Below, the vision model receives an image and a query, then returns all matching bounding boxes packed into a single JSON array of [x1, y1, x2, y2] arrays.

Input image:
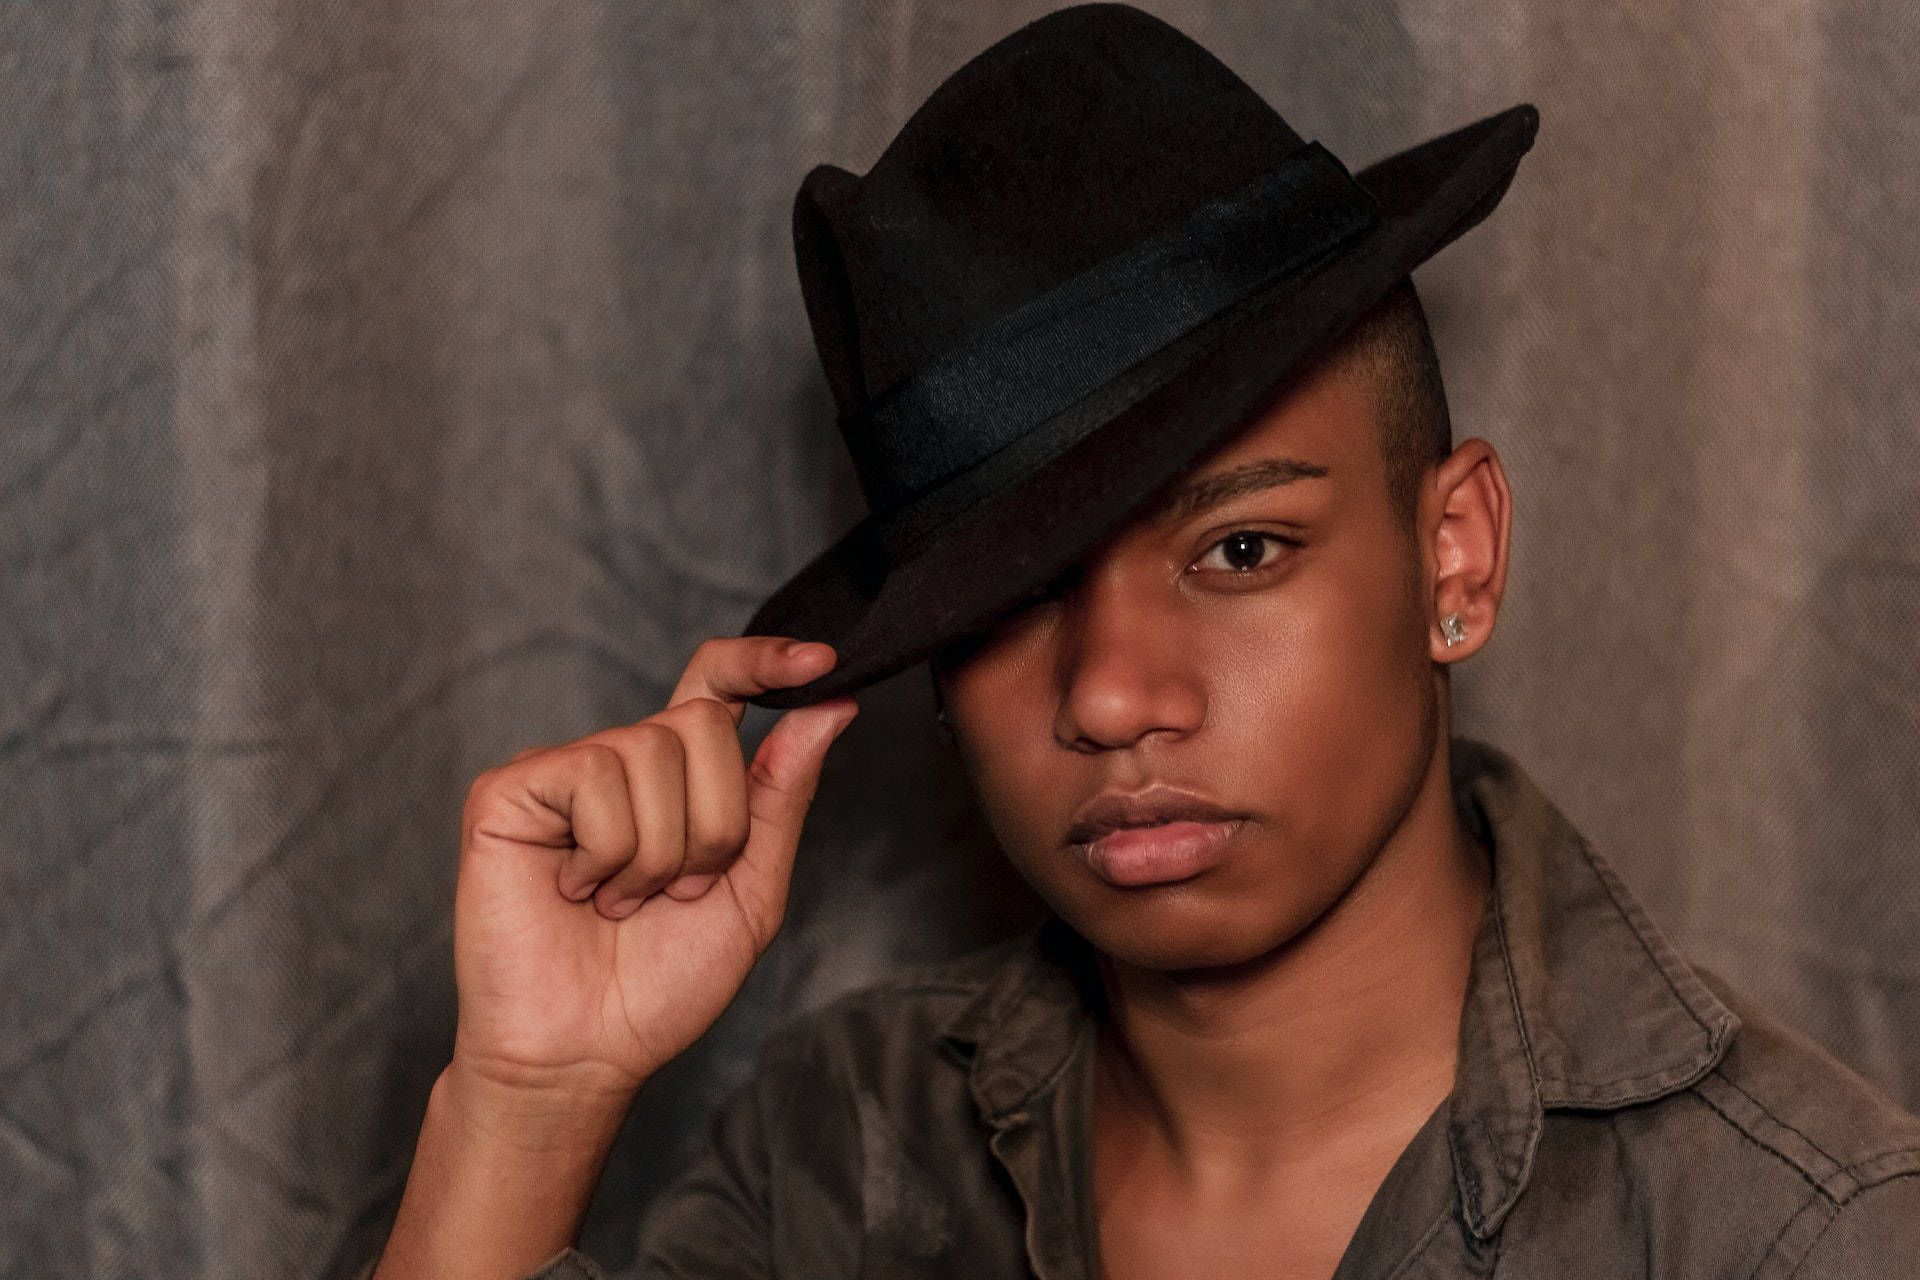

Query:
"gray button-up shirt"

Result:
[[525, 740, 1920, 1278]]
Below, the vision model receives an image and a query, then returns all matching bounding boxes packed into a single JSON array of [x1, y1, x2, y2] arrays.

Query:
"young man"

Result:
[[371, 7, 1920, 1278]]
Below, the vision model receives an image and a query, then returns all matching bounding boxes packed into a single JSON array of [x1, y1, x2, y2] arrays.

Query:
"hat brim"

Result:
[[744, 104, 1538, 709]]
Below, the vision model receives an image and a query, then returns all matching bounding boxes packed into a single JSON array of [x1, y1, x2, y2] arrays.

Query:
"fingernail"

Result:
[[606, 896, 642, 919], [663, 873, 718, 901], [785, 641, 833, 667]]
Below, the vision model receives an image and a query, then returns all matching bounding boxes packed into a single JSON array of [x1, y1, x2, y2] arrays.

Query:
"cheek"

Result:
[[1226, 542, 1432, 813], [956, 734, 1051, 860], [946, 656, 1068, 856]]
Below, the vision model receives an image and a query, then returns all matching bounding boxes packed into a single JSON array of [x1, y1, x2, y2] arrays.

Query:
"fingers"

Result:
[[486, 722, 696, 919], [476, 638, 853, 923], [669, 636, 837, 724], [653, 696, 748, 901], [466, 742, 637, 896], [580, 722, 688, 919], [726, 696, 860, 947], [494, 693, 779, 915]]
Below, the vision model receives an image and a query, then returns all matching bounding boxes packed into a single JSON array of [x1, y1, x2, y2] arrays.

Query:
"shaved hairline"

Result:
[[1328, 278, 1454, 528]]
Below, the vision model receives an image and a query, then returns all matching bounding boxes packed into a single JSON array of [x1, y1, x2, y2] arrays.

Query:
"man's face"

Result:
[[937, 354, 1443, 972]]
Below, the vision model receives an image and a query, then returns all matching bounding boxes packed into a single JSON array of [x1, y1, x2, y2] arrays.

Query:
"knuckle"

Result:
[[557, 742, 629, 799], [654, 696, 725, 740], [462, 766, 511, 816], [459, 768, 524, 849], [681, 695, 734, 733], [628, 719, 686, 764], [571, 740, 627, 780], [464, 765, 500, 802]]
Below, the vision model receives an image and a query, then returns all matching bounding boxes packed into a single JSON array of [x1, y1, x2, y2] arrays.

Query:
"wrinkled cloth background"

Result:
[[5, 2, 1919, 1277]]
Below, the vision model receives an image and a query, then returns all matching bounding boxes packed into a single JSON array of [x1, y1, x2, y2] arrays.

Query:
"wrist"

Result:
[[439, 1053, 641, 1156], [373, 1064, 638, 1280]]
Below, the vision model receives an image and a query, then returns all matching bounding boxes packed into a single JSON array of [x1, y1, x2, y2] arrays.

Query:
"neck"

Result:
[[1093, 732, 1490, 1186]]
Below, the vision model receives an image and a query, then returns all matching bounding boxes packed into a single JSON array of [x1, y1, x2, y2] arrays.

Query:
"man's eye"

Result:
[[1193, 531, 1291, 573]]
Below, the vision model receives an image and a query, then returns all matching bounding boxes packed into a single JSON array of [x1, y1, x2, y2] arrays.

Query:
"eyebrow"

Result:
[[1156, 457, 1331, 523]]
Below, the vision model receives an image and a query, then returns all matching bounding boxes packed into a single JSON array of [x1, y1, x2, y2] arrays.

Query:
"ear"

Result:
[[1422, 437, 1512, 664]]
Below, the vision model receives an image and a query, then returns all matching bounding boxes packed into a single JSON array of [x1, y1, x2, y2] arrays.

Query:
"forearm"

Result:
[[371, 1063, 637, 1280]]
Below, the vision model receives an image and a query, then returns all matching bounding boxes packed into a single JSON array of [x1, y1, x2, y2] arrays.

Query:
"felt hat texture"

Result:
[[744, 3, 1537, 708]]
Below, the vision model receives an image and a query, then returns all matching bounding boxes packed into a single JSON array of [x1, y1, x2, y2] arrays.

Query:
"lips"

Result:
[[1065, 786, 1248, 888]]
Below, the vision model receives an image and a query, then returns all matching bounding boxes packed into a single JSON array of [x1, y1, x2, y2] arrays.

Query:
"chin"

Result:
[[1062, 885, 1321, 975]]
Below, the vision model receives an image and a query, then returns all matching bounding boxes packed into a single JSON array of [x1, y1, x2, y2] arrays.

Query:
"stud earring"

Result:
[[1440, 613, 1467, 647]]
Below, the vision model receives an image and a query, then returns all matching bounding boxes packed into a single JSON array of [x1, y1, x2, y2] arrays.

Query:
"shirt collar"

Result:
[[939, 914, 1099, 1128], [1444, 737, 1738, 1235], [938, 736, 1740, 1238]]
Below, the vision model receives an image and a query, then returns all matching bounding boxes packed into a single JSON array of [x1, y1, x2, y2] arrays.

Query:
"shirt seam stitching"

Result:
[[1692, 1073, 1920, 1207], [1706, 1068, 1915, 1195], [1706, 1072, 1812, 1152], [1535, 1060, 1712, 1102], [1691, 1074, 1830, 1197], [1751, 1187, 1839, 1280], [1846, 1148, 1920, 1187]]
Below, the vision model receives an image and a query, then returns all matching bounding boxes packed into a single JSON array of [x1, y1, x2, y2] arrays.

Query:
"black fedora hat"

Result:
[[744, 3, 1537, 709]]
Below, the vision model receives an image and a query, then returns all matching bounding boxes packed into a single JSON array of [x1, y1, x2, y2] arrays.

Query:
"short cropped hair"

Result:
[[1326, 278, 1453, 527]]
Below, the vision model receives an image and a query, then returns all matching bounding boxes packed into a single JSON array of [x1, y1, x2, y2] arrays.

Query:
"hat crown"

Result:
[[757, 2, 1537, 708], [803, 5, 1306, 409]]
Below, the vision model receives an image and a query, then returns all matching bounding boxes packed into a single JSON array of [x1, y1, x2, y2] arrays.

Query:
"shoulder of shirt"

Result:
[[1683, 963, 1920, 1215]]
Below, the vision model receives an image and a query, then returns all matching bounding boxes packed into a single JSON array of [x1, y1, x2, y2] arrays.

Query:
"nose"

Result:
[[1051, 564, 1206, 752]]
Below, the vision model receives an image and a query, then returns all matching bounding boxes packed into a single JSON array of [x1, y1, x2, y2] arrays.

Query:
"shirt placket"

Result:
[[980, 1017, 1100, 1280]]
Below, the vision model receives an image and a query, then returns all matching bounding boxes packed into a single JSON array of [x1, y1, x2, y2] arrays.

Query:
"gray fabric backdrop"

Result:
[[6, 2, 1918, 1277]]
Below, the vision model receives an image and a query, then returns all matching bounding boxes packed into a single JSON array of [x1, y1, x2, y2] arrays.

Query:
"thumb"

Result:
[[726, 696, 859, 941]]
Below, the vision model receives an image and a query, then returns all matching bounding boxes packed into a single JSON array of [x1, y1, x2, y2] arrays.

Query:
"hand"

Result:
[[448, 637, 857, 1099]]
